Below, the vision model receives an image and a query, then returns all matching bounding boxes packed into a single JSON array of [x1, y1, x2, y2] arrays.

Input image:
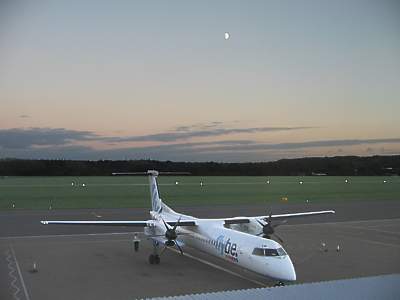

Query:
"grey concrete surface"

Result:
[[0, 201, 399, 299]]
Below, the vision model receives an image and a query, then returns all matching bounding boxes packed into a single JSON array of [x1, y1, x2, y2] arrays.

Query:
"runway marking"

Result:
[[334, 224, 400, 236], [335, 234, 400, 249], [281, 218, 400, 228], [168, 248, 267, 287], [5, 245, 31, 300], [5, 249, 21, 300]]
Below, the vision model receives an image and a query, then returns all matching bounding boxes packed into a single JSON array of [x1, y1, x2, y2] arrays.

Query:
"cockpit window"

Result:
[[252, 247, 287, 257]]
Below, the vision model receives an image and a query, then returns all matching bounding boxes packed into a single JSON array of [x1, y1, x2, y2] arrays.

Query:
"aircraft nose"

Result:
[[284, 258, 296, 281], [266, 255, 296, 282]]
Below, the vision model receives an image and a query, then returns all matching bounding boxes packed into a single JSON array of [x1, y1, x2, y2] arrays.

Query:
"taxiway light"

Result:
[[32, 262, 38, 273]]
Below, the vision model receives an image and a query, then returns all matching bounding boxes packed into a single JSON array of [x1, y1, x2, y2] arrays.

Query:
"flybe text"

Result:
[[215, 235, 238, 263]]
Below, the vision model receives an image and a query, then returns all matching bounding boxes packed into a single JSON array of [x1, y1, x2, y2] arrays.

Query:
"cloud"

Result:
[[1, 137, 399, 162], [0, 124, 314, 150], [188, 138, 400, 153], [102, 126, 314, 143], [1, 125, 399, 161], [0, 127, 97, 149]]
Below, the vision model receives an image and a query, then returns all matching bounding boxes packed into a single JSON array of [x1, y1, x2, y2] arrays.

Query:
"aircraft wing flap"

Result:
[[166, 221, 196, 226], [224, 218, 250, 225]]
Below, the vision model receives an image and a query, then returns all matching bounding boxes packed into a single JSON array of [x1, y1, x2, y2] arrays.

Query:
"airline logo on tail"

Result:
[[151, 181, 162, 213]]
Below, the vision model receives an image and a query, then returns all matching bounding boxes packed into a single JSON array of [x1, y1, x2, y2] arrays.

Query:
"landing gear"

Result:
[[274, 281, 285, 287], [148, 254, 160, 264], [149, 240, 161, 264]]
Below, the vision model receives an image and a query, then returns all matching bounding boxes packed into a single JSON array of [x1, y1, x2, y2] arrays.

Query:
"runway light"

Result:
[[383, 180, 387, 183], [200, 182, 203, 186], [12, 203, 15, 209], [266, 180, 270, 184], [299, 181, 303, 185], [224, 32, 230, 40], [82, 183, 86, 187], [71, 182, 74, 186], [336, 245, 340, 252], [345, 179, 348, 183], [175, 181, 179, 185], [306, 199, 309, 203]]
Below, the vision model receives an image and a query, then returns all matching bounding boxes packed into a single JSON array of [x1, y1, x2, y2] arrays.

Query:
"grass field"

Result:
[[0, 176, 399, 210]]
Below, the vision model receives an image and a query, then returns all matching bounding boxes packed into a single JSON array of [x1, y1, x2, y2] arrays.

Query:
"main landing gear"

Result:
[[149, 240, 161, 264], [148, 254, 160, 265]]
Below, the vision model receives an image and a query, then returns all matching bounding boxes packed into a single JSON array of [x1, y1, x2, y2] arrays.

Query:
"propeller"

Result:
[[160, 216, 184, 255], [256, 212, 287, 243]]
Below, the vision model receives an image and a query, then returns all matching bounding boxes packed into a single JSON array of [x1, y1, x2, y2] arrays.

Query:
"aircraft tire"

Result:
[[149, 254, 155, 264]]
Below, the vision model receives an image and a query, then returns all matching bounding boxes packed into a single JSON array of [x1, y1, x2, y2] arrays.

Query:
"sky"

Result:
[[0, 0, 399, 162]]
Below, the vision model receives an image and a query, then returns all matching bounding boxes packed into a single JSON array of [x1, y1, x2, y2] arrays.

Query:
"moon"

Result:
[[224, 32, 230, 40]]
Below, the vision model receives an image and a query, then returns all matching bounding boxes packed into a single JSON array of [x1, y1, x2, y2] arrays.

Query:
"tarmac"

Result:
[[1, 200, 399, 300]]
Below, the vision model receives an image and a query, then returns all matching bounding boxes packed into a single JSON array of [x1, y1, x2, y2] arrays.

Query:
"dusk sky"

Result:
[[1, 1, 399, 162]]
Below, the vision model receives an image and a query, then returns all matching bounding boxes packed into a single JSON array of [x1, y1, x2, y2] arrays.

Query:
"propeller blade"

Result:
[[160, 246, 168, 256], [272, 219, 287, 228], [176, 243, 184, 255], [161, 217, 170, 230], [173, 216, 182, 231], [273, 233, 284, 244]]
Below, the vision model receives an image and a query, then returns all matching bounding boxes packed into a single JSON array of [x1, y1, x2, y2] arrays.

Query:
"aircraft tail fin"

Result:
[[147, 170, 163, 213]]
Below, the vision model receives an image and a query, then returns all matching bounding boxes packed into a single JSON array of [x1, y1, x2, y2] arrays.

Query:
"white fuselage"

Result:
[[149, 208, 296, 282]]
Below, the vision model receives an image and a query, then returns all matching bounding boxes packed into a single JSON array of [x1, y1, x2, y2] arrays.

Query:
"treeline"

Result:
[[0, 155, 399, 176]]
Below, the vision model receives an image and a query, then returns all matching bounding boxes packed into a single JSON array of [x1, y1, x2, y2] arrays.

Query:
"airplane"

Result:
[[41, 170, 335, 285]]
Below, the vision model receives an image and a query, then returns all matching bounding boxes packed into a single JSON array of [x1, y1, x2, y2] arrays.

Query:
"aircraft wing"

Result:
[[261, 210, 335, 220], [40, 220, 196, 226], [208, 210, 335, 225], [40, 220, 151, 226]]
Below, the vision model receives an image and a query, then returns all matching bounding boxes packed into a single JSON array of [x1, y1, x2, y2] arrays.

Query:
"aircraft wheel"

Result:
[[274, 281, 285, 287], [154, 255, 160, 264], [148, 254, 156, 264]]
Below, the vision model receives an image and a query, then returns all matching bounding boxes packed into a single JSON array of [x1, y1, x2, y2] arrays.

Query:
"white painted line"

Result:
[[335, 234, 400, 249], [281, 218, 400, 228], [334, 224, 400, 236], [168, 248, 267, 287], [10, 245, 31, 300]]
